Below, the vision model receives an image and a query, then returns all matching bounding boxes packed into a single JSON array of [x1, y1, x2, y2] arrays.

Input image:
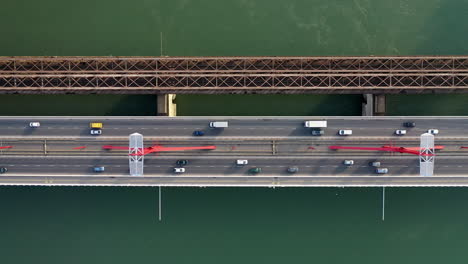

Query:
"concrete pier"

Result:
[[373, 94, 386, 116], [157, 94, 177, 116], [362, 94, 373, 116]]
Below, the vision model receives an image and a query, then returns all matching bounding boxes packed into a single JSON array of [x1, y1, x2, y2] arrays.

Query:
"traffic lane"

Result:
[[0, 118, 467, 138], [2, 156, 467, 176], [0, 126, 461, 138]]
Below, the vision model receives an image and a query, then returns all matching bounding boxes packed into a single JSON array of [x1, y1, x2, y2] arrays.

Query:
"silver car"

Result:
[[376, 168, 389, 174]]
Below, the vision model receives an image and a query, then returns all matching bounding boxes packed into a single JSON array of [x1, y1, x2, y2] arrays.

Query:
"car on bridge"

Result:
[[376, 168, 388, 174], [193, 130, 205, 136], [0, 167, 7, 173], [311, 129, 324, 136], [428, 129, 439, 135], [176, 160, 188, 166], [29, 122, 40, 128], [90, 129, 102, 135], [395, 129, 407, 135], [287, 167, 299, 173], [174, 168, 185, 173], [339, 129, 352, 136], [93, 166, 105, 173], [343, 160, 354, 166], [403, 121, 416, 127], [249, 167, 262, 174], [236, 160, 248, 165]]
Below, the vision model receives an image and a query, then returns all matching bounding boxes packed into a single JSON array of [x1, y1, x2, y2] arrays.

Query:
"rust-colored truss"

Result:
[[0, 56, 468, 94]]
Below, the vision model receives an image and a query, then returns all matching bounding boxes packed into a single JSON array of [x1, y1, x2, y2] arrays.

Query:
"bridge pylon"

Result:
[[129, 133, 144, 176]]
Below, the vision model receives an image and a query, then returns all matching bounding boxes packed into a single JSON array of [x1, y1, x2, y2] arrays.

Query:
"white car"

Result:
[[339, 129, 352, 136], [428, 129, 439, 135], [395, 129, 407, 135], [343, 160, 354, 166], [376, 168, 389, 174], [29, 122, 40, 128], [90, 129, 102, 135], [174, 168, 185, 173], [236, 160, 248, 165]]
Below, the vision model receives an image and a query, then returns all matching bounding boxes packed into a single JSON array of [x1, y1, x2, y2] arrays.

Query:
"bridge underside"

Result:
[[1, 56, 468, 94]]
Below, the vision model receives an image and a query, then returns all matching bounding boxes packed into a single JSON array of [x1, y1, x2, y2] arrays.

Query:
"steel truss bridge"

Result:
[[1, 56, 468, 94]]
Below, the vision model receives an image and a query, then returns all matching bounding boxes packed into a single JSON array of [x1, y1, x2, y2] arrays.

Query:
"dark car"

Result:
[[176, 160, 188, 166], [311, 129, 324, 136], [249, 167, 262, 174], [403, 122, 416, 127], [287, 167, 299, 173], [0, 167, 7, 173], [193, 130, 205, 136]]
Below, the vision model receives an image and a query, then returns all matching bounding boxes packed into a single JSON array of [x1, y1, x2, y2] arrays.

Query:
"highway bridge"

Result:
[[1, 56, 468, 94], [0, 116, 468, 187]]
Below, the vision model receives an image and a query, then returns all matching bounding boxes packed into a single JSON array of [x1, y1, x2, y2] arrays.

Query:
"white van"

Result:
[[236, 160, 248, 165], [210, 121, 229, 128], [339, 129, 352, 136], [304, 121, 327, 128]]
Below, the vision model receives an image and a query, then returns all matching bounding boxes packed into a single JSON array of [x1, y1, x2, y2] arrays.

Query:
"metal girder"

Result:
[[1, 56, 468, 94]]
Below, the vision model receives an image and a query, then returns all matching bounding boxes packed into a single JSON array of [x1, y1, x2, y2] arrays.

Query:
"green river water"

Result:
[[1, 0, 468, 263]]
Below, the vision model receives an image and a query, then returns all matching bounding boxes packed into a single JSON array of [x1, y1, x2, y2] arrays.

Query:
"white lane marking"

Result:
[[305, 166, 311, 167], [195, 166, 201, 168]]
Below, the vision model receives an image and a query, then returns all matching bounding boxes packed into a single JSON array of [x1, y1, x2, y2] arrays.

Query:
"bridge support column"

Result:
[[373, 94, 386, 116], [361, 94, 373, 116], [157, 94, 177, 116]]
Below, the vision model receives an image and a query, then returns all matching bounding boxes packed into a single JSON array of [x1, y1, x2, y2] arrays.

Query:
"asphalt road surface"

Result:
[[0, 116, 467, 186], [0, 116, 467, 139]]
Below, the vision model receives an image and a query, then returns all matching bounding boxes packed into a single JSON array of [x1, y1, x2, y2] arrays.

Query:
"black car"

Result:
[[311, 129, 324, 136], [403, 122, 416, 127], [176, 160, 188, 166], [0, 167, 7, 173]]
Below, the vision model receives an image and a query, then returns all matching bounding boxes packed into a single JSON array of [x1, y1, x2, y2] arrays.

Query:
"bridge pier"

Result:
[[362, 94, 373, 116], [373, 94, 386, 116], [157, 94, 177, 116]]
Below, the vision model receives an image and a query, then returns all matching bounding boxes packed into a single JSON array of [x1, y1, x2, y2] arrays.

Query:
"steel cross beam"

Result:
[[1, 56, 468, 94]]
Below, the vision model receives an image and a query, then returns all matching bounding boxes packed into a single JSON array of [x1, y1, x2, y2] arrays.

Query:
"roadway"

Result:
[[0, 116, 467, 187]]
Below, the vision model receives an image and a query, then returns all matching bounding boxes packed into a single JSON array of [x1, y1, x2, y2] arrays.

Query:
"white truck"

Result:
[[210, 121, 229, 128], [304, 120, 327, 128]]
